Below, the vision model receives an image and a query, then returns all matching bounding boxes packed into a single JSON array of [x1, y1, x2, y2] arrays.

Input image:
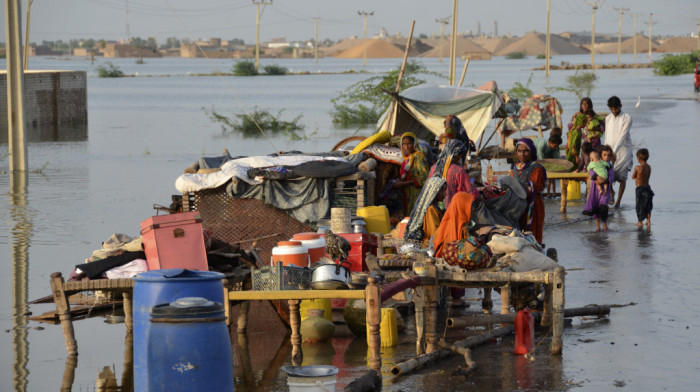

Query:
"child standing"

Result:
[[582, 145, 615, 231], [632, 148, 654, 227]]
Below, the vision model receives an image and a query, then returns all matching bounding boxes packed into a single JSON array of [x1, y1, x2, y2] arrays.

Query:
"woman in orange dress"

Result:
[[432, 192, 474, 258], [512, 138, 546, 244]]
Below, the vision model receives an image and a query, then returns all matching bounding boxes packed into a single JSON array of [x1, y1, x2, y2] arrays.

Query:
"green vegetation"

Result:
[[95, 62, 124, 78], [550, 70, 598, 101], [505, 52, 527, 60], [652, 51, 699, 76], [330, 60, 444, 126], [263, 64, 288, 75], [536, 54, 548, 59], [203, 106, 305, 139], [508, 73, 534, 101], [232, 60, 258, 76]]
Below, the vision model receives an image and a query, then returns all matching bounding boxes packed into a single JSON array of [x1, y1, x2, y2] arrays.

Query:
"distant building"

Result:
[[103, 43, 162, 58]]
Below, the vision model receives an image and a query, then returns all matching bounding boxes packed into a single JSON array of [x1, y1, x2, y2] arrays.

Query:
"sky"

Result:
[[2, 0, 698, 45]]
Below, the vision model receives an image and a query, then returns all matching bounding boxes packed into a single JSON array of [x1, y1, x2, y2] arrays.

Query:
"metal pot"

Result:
[[311, 261, 351, 290]]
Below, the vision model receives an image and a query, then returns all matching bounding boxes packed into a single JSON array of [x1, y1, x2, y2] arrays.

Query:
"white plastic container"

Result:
[[287, 375, 337, 392], [271, 241, 309, 267], [291, 232, 326, 263]]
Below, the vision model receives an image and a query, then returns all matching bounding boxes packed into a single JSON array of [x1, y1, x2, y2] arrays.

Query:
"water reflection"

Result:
[[11, 172, 30, 392], [0, 123, 87, 143], [60, 355, 77, 392]]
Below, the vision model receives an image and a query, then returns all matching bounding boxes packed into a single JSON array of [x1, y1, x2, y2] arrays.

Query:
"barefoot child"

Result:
[[632, 148, 654, 227], [587, 151, 610, 197]]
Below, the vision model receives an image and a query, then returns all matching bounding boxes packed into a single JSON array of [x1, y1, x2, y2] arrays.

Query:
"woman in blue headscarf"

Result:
[[512, 138, 547, 243]]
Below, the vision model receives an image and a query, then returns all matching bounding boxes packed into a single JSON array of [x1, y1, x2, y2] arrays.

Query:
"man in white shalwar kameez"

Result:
[[604, 96, 633, 209]]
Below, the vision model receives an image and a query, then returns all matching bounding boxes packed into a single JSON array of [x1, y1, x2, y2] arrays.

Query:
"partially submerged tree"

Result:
[[652, 51, 699, 76], [330, 61, 443, 126], [203, 106, 305, 139], [550, 69, 598, 101]]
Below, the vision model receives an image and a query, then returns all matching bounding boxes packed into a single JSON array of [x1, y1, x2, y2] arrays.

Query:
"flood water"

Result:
[[1, 54, 699, 391]]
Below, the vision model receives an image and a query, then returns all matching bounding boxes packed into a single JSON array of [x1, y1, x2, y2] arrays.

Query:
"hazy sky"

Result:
[[4, 0, 698, 44]]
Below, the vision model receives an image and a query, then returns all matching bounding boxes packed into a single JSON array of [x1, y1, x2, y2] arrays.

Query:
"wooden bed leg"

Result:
[[365, 277, 382, 370], [482, 288, 493, 314], [551, 266, 566, 355], [414, 286, 426, 355], [375, 233, 384, 257], [237, 301, 250, 335], [541, 281, 553, 327], [424, 258, 439, 354], [288, 299, 303, 366], [122, 291, 133, 332], [500, 284, 511, 317], [560, 179, 568, 213], [50, 272, 77, 355]]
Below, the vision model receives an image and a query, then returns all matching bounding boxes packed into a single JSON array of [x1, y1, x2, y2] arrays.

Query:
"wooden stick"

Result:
[[414, 286, 426, 355], [500, 284, 511, 318], [437, 269, 554, 285], [560, 179, 568, 213], [122, 291, 133, 331], [387, 20, 415, 134], [365, 277, 382, 370], [478, 118, 506, 154], [391, 325, 514, 377], [551, 266, 565, 354], [424, 257, 439, 353], [60, 355, 78, 392], [288, 299, 303, 366], [438, 340, 477, 376], [458, 59, 470, 87], [237, 300, 250, 335], [50, 272, 78, 355], [541, 282, 553, 327], [447, 305, 610, 328]]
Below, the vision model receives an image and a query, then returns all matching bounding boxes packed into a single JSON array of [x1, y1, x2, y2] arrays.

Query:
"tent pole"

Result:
[[458, 59, 470, 87], [477, 118, 505, 154], [387, 20, 415, 135]]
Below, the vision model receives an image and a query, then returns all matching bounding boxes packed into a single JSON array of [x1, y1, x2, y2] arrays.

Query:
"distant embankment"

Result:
[[0, 70, 87, 138], [533, 63, 652, 71]]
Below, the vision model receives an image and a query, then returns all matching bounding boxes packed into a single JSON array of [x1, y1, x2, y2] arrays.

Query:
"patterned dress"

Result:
[[400, 151, 429, 216], [515, 162, 546, 243]]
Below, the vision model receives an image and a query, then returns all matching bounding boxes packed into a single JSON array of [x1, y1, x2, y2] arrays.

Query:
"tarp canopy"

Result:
[[378, 82, 505, 142]]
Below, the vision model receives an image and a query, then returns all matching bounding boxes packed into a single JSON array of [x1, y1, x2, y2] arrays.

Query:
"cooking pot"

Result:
[[311, 261, 351, 290]]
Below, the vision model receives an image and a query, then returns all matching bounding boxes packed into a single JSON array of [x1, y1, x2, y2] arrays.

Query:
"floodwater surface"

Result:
[[1, 54, 699, 391]]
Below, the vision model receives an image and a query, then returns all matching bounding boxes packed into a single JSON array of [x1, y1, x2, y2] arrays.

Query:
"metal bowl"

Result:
[[310, 280, 348, 290], [282, 365, 339, 378]]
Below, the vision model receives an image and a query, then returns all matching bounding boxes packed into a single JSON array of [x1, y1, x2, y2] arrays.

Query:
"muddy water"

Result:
[[1, 54, 699, 391]]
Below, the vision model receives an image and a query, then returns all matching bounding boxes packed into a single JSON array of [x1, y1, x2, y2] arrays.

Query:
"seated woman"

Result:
[[393, 132, 429, 216], [512, 138, 547, 244], [430, 139, 479, 208], [432, 192, 475, 258], [422, 184, 447, 248]]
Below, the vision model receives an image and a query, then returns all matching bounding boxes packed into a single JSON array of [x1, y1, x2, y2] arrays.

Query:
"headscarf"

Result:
[[433, 192, 474, 258], [514, 138, 538, 169], [446, 115, 474, 151], [400, 132, 419, 179], [432, 139, 467, 179]]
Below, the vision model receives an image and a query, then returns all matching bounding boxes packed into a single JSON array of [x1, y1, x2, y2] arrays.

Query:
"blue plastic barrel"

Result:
[[147, 297, 234, 392], [133, 269, 225, 392]]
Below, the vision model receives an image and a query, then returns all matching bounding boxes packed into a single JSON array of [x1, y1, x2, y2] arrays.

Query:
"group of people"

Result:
[[567, 96, 654, 230], [395, 94, 654, 265]]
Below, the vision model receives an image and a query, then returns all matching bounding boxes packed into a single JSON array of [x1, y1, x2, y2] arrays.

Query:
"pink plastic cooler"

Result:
[[140, 211, 209, 271]]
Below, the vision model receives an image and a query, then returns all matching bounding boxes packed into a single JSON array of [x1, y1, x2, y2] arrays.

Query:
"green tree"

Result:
[[203, 106, 304, 139], [508, 73, 534, 101], [95, 62, 124, 78], [232, 59, 258, 76], [652, 51, 699, 76], [330, 60, 444, 126], [550, 70, 598, 101]]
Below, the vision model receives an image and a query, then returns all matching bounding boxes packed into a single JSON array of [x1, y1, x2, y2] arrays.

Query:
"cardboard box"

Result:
[[140, 211, 208, 271]]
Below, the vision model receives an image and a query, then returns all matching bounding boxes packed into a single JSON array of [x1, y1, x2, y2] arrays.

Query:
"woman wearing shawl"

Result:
[[444, 114, 476, 153], [512, 138, 547, 244], [393, 132, 429, 216], [432, 192, 474, 258], [430, 139, 479, 208]]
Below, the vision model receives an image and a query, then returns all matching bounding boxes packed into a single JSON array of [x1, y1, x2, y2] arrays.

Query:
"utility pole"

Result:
[[436, 16, 450, 63], [357, 10, 374, 66], [253, 0, 273, 72], [23, 0, 32, 70], [545, 0, 551, 77], [585, 1, 605, 69], [449, 0, 459, 85], [5, 0, 27, 173], [613, 6, 630, 66], [313, 17, 319, 63], [632, 12, 642, 62], [648, 13, 655, 61], [125, 0, 130, 39], [695, 18, 700, 52]]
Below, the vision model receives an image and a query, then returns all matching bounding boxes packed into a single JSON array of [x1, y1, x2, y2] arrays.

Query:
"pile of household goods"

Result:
[[67, 212, 256, 283]]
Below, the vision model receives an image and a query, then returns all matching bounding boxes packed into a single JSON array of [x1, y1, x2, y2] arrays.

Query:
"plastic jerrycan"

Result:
[[514, 307, 535, 355]]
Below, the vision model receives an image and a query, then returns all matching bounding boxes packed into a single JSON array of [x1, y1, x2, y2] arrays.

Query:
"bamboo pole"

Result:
[[458, 59, 470, 87], [447, 305, 610, 328], [477, 118, 505, 154], [391, 325, 514, 377], [386, 20, 415, 134], [437, 269, 554, 285]]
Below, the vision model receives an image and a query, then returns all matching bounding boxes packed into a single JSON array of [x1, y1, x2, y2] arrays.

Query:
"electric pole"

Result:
[[585, 1, 605, 69], [613, 6, 630, 66], [449, 0, 459, 85], [125, 0, 130, 40], [313, 17, 319, 63], [632, 12, 642, 62], [358, 10, 373, 66], [436, 16, 450, 63], [5, 0, 27, 172], [695, 18, 700, 52], [545, 0, 551, 77], [253, 0, 273, 72], [648, 13, 655, 61]]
